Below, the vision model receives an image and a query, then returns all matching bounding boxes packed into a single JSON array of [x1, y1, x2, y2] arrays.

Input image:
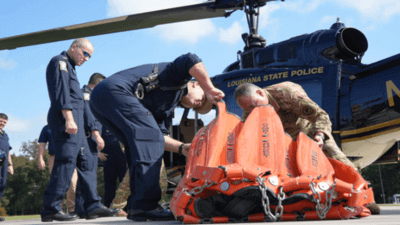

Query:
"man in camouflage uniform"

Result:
[[234, 81, 355, 168]]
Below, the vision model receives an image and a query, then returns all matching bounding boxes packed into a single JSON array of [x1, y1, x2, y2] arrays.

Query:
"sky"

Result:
[[1, 0, 400, 155]]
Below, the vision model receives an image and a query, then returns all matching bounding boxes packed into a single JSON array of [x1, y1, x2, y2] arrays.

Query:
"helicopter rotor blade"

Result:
[[0, 2, 230, 50]]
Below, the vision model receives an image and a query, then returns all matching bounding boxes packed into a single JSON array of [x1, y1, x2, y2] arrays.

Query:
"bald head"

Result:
[[69, 38, 93, 51], [234, 83, 262, 101], [67, 38, 94, 66], [234, 83, 269, 113]]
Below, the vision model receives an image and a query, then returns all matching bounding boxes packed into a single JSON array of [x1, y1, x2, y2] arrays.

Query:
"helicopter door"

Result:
[[295, 80, 323, 107]]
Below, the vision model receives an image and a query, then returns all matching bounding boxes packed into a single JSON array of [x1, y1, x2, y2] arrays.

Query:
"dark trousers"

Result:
[[103, 145, 127, 207], [91, 83, 163, 211], [41, 107, 102, 216], [0, 162, 8, 200], [75, 137, 100, 215]]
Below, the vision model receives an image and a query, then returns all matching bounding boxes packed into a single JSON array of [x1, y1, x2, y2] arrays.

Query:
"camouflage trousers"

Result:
[[110, 159, 168, 211]]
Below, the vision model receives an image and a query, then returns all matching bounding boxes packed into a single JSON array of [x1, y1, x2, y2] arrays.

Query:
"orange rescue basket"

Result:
[[170, 102, 374, 223]]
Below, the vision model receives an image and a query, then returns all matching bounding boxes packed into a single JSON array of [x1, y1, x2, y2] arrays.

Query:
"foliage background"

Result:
[[0, 139, 106, 215]]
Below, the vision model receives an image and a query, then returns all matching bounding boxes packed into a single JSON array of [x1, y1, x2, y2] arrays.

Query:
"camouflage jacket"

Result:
[[242, 81, 332, 140]]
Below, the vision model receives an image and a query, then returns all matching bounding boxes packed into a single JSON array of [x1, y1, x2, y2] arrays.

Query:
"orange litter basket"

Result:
[[170, 102, 374, 223]]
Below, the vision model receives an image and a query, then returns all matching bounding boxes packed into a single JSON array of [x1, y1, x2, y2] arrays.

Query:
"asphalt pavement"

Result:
[[4, 205, 400, 225]]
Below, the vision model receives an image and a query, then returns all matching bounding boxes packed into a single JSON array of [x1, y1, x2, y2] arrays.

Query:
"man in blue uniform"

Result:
[[73, 73, 108, 218], [101, 125, 127, 209], [81, 73, 107, 161], [41, 38, 119, 222], [90, 53, 224, 221], [38, 124, 78, 213], [0, 113, 13, 222]]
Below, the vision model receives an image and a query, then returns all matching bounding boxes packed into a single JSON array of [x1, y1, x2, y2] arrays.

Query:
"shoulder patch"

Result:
[[83, 93, 90, 101], [302, 106, 314, 116], [59, 61, 68, 72]]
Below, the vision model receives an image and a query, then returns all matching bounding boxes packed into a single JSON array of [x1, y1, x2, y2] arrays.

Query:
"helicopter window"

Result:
[[257, 48, 275, 66], [278, 43, 297, 61], [241, 51, 257, 69], [223, 61, 240, 73]]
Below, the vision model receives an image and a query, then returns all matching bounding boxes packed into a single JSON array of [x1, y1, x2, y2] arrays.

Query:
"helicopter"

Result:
[[0, 0, 399, 170]]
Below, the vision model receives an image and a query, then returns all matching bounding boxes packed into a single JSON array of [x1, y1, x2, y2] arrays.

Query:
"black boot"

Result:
[[69, 211, 86, 219], [127, 205, 175, 221], [41, 211, 77, 222], [86, 205, 120, 220]]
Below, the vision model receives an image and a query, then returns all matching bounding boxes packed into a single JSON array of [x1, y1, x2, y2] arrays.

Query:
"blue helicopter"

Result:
[[209, 1, 400, 170], [0, 0, 398, 170]]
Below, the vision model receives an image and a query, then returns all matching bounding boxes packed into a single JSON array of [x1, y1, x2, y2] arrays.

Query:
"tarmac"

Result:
[[4, 205, 400, 225]]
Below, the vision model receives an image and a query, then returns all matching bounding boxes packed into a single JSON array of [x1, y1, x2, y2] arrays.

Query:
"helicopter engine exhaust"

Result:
[[336, 27, 368, 58]]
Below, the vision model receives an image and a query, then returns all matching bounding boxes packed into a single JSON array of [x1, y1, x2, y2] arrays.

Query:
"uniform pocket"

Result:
[[76, 149, 91, 171], [134, 128, 161, 141]]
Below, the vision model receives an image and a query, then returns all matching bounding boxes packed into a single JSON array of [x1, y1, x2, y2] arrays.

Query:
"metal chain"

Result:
[[309, 181, 322, 217], [275, 186, 285, 219], [324, 182, 336, 216], [187, 180, 216, 196], [309, 181, 336, 219], [256, 175, 286, 222]]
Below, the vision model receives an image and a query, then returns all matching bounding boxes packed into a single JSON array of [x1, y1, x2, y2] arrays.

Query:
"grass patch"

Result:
[[4, 215, 41, 220]]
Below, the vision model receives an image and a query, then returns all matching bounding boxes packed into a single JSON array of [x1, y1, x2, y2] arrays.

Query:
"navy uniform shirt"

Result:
[[46, 51, 85, 142], [0, 129, 11, 159], [38, 125, 55, 155], [82, 85, 102, 140], [46, 51, 81, 113], [101, 126, 120, 153], [104, 53, 201, 135]]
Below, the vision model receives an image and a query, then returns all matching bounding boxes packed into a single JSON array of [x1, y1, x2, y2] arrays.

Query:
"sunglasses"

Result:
[[82, 50, 91, 59], [78, 46, 91, 59]]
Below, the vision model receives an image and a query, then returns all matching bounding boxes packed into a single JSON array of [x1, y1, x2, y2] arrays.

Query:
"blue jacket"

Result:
[[46, 51, 85, 143], [0, 130, 11, 159], [103, 53, 202, 134], [38, 125, 55, 155], [101, 125, 120, 151], [82, 85, 102, 139]]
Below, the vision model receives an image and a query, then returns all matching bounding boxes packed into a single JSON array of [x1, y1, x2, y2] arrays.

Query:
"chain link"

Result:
[[256, 175, 285, 222], [324, 182, 336, 216], [187, 180, 216, 196], [275, 186, 285, 219], [256, 176, 275, 221], [309, 181, 336, 219]]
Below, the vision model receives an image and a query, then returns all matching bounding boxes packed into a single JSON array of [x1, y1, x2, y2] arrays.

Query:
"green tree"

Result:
[[361, 161, 400, 203], [20, 139, 43, 160], [0, 140, 107, 215], [1, 139, 50, 215]]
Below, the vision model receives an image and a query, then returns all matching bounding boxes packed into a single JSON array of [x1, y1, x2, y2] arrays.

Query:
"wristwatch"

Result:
[[178, 143, 185, 156]]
